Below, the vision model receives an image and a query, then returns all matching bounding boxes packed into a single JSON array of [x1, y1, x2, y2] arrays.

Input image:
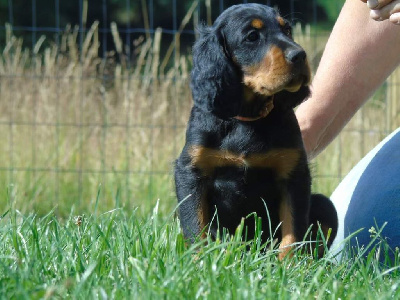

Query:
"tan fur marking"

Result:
[[277, 16, 286, 27], [278, 195, 296, 260], [189, 146, 245, 175], [243, 45, 311, 96], [243, 46, 291, 96], [189, 146, 300, 178], [251, 18, 264, 29], [247, 149, 300, 179], [197, 193, 209, 239]]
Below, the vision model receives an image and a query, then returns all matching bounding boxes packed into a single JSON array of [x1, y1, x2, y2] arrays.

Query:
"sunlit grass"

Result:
[[1, 192, 400, 299]]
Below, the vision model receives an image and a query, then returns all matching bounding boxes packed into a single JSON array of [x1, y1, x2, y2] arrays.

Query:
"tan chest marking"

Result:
[[189, 146, 300, 179]]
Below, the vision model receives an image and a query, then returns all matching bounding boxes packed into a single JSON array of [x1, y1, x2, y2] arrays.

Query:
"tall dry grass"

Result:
[[0, 21, 399, 216], [0, 22, 192, 215]]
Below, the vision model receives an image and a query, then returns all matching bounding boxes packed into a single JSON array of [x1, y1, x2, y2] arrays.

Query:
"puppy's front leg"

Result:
[[278, 168, 311, 260], [278, 191, 297, 260], [175, 159, 211, 242]]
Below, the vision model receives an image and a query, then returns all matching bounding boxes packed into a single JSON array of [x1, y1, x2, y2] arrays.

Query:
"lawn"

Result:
[[1, 191, 400, 299]]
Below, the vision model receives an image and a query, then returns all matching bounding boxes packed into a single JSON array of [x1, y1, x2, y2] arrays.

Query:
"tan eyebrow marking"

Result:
[[251, 18, 264, 29], [277, 16, 286, 27]]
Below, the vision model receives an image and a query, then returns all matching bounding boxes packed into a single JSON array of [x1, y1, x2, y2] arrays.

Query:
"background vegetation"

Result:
[[0, 0, 344, 53], [0, 0, 345, 30], [1, 19, 399, 216]]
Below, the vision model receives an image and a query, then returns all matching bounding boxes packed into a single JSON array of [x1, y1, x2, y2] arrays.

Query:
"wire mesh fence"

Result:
[[0, 0, 399, 215]]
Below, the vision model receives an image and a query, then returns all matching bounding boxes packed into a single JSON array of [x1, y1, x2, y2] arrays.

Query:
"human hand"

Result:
[[360, 0, 400, 24]]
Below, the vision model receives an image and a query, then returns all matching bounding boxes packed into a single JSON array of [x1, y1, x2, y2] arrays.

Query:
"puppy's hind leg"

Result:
[[309, 194, 338, 257]]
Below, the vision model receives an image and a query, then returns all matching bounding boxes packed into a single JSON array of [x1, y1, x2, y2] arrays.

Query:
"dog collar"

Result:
[[234, 115, 264, 122], [234, 98, 274, 122]]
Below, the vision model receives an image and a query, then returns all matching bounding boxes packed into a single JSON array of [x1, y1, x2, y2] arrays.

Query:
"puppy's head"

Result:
[[191, 4, 311, 119]]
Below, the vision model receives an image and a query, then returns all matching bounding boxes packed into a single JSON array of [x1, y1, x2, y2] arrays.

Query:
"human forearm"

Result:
[[296, 0, 400, 159]]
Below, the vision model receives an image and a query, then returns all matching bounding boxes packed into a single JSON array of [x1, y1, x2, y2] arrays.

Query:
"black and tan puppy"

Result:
[[174, 4, 337, 259]]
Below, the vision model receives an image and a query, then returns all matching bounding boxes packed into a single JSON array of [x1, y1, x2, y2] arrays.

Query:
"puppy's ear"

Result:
[[190, 25, 242, 119]]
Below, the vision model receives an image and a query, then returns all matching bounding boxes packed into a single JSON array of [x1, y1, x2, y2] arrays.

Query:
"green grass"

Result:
[[1, 188, 400, 299]]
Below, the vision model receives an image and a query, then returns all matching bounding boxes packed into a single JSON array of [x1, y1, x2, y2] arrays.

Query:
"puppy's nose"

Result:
[[285, 49, 306, 64]]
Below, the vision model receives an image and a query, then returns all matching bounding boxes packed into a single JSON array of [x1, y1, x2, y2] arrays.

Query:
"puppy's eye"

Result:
[[246, 31, 259, 42], [283, 24, 292, 37]]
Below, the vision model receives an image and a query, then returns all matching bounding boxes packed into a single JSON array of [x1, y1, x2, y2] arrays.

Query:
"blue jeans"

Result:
[[330, 128, 400, 259]]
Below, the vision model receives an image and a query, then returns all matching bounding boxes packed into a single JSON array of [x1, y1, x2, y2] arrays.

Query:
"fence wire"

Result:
[[0, 0, 399, 214]]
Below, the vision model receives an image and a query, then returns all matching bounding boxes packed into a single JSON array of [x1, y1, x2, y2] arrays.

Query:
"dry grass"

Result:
[[1, 22, 399, 216], [0, 23, 192, 215]]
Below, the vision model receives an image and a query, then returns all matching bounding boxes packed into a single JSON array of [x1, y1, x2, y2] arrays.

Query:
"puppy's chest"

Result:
[[189, 126, 301, 179]]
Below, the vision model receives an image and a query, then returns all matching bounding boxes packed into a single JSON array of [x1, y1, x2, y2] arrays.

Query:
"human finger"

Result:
[[367, 0, 395, 10], [370, 1, 400, 21], [389, 12, 400, 24]]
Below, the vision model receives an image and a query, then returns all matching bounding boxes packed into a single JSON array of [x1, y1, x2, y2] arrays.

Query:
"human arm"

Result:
[[295, 0, 400, 160]]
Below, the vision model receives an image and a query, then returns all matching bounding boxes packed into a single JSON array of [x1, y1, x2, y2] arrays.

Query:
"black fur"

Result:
[[175, 4, 338, 256]]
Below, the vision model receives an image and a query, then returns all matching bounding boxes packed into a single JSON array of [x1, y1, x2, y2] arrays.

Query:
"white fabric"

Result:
[[329, 127, 400, 257]]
